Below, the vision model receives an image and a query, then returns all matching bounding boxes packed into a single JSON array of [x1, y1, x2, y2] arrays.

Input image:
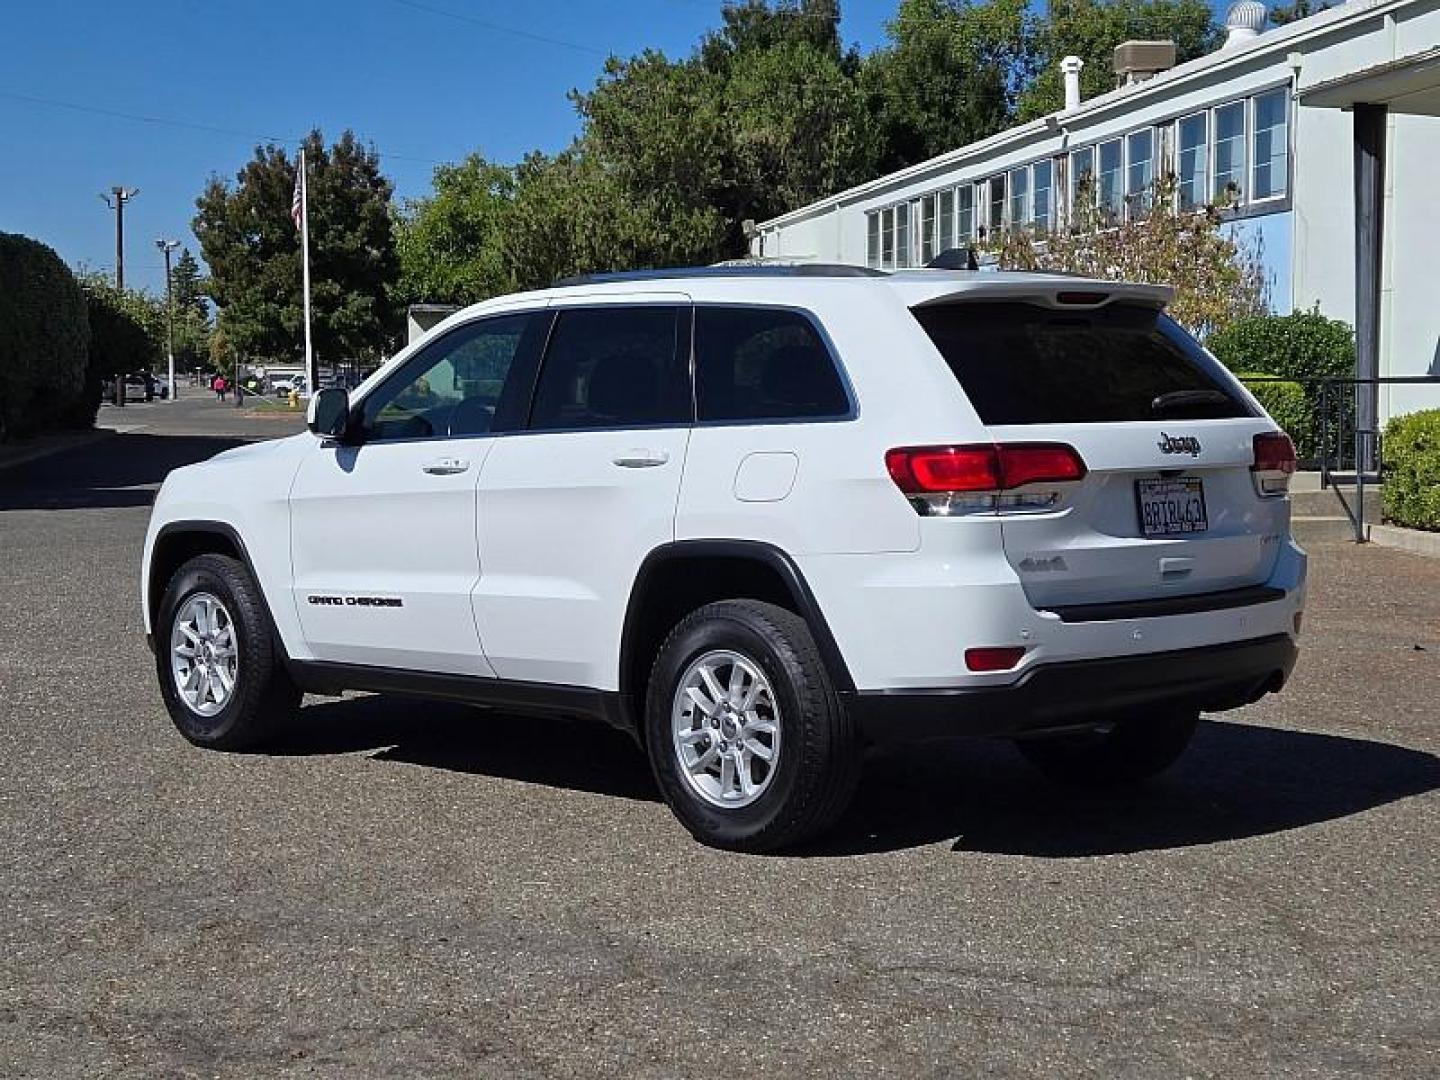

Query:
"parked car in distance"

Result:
[[141, 264, 1305, 852], [124, 375, 151, 403]]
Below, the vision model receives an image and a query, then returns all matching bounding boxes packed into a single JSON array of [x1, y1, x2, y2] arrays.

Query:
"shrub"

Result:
[[0, 232, 91, 440], [1382, 409, 1440, 530], [1239, 373, 1314, 461], [1207, 308, 1355, 383], [80, 279, 163, 422]]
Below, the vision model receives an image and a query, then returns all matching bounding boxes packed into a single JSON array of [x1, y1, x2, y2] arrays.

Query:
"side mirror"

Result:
[[307, 387, 351, 439]]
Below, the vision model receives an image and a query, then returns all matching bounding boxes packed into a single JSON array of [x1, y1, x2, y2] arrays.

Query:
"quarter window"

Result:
[[1213, 101, 1246, 204], [1252, 89, 1289, 200], [362, 312, 544, 441], [529, 306, 688, 430], [1176, 113, 1207, 209], [694, 307, 849, 422]]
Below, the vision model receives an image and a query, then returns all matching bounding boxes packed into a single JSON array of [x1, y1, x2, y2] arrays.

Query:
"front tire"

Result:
[[1015, 709, 1199, 787], [155, 553, 300, 751], [645, 600, 859, 853]]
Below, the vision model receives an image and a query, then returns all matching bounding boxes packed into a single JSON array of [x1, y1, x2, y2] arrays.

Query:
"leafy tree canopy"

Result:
[[194, 130, 399, 364]]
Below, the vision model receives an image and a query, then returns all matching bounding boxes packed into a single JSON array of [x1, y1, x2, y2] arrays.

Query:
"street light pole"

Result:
[[99, 186, 138, 406], [155, 239, 180, 403]]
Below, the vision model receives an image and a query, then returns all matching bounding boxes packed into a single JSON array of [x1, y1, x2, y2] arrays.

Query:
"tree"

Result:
[[860, 0, 1029, 172], [986, 177, 1267, 336], [394, 155, 518, 306], [193, 130, 400, 365], [0, 232, 90, 439], [1018, 0, 1220, 120], [80, 278, 163, 408], [1269, 0, 1331, 26]]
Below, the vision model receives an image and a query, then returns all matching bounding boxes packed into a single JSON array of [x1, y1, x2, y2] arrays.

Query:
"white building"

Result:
[[750, 0, 1440, 424]]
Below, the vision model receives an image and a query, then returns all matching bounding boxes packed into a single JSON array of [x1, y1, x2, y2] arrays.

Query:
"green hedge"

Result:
[[0, 232, 91, 441], [1208, 308, 1355, 383], [1239, 373, 1314, 461], [1382, 409, 1440, 531]]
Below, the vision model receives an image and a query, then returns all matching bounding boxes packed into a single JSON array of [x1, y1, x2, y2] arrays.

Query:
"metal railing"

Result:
[[1239, 375, 1440, 543]]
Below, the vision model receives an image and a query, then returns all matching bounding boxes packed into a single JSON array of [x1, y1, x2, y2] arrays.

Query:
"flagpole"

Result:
[[299, 146, 315, 391]]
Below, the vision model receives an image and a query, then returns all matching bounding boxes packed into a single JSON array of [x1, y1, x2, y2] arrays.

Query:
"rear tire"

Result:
[[155, 553, 300, 751], [1015, 710, 1199, 787], [645, 600, 859, 853]]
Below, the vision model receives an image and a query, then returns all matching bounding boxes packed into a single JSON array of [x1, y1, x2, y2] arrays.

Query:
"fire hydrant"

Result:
[[288, 388, 299, 410]]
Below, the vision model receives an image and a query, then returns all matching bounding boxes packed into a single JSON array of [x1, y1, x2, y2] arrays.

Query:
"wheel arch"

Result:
[[147, 522, 285, 656], [618, 540, 855, 734]]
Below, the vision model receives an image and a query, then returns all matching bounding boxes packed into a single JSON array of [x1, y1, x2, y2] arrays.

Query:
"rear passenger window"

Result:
[[529, 306, 688, 430], [695, 307, 850, 422]]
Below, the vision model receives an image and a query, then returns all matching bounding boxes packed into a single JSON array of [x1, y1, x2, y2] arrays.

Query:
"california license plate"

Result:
[[1136, 477, 1208, 537]]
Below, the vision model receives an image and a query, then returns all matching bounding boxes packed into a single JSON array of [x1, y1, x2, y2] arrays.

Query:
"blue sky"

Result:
[[0, 0, 899, 294]]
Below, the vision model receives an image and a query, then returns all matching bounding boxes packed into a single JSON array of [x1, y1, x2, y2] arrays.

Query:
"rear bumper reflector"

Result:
[[1043, 584, 1288, 624]]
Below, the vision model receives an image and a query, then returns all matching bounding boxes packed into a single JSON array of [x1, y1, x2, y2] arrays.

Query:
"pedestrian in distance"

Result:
[[212, 374, 227, 402]]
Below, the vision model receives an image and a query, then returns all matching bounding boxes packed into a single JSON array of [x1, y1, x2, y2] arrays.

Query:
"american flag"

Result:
[[291, 163, 303, 229]]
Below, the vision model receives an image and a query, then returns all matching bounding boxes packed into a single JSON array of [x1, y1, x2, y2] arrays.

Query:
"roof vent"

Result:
[[1113, 40, 1177, 85], [1222, 1, 1267, 49]]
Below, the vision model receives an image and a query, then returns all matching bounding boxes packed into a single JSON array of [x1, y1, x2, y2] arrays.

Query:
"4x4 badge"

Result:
[[1158, 432, 1202, 456]]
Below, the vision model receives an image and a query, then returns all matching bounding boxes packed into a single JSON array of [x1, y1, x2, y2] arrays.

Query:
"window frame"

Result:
[[1174, 110, 1210, 211], [689, 302, 858, 429], [1008, 165, 1030, 231], [352, 308, 552, 445], [1249, 87, 1290, 205], [957, 184, 975, 243], [1032, 159, 1054, 232], [1211, 98, 1248, 208]]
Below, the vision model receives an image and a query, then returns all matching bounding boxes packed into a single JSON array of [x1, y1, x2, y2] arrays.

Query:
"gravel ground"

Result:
[[1, 397, 1436, 1078]]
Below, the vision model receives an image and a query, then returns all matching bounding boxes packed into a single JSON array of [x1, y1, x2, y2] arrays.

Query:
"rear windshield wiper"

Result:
[[1151, 389, 1233, 414]]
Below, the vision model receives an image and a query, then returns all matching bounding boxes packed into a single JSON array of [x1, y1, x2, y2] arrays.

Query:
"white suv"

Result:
[[142, 266, 1305, 851]]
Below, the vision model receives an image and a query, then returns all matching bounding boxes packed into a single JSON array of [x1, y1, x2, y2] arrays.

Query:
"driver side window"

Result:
[[362, 311, 544, 442]]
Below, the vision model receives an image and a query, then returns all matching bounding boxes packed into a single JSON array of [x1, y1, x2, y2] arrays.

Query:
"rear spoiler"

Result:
[[902, 277, 1174, 311]]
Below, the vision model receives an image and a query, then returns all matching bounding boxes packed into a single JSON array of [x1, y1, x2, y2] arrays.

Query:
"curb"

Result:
[[0, 428, 116, 474], [1368, 523, 1440, 560]]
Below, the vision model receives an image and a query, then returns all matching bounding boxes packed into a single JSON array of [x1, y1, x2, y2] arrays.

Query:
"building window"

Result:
[[920, 193, 937, 264], [938, 188, 955, 252], [1213, 100, 1246, 204], [1176, 113, 1207, 209], [986, 176, 1005, 236], [881, 207, 895, 269], [1032, 159, 1053, 231], [1097, 139, 1123, 224], [1126, 129, 1154, 216], [957, 184, 974, 242], [896, 201, 912, 267], [1008, 166, 1030, 229], [866, 212, 880, 269], [1251, 89, 1289, 201], [1069, 146, 1094, 221]]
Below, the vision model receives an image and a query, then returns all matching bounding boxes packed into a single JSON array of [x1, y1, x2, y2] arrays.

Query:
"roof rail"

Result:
[[552, 264, 885, 287]]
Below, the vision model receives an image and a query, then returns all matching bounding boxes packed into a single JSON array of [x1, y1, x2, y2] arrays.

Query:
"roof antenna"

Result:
[[925, 247, 979, 271]]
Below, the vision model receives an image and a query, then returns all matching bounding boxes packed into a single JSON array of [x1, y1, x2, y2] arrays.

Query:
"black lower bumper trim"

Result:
[[845, 634, 1298, 743], [1045, 584, 1287, 623]]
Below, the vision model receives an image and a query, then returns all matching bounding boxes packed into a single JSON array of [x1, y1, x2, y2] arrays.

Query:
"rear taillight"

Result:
[[1251, 432, 1296, 496], [886, 443, 1086, 515]]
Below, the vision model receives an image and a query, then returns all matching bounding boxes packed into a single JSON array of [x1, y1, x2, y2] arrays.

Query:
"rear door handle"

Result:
[[422, 457, 471, 476], [612, 449, 670, 469]]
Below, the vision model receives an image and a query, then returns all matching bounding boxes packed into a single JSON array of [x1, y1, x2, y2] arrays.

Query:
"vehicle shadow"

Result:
[[0, 434, 247, 511], [270, 694, 661, 803], [270, 697, 1439, 857], [803, 719, 1440, 858]]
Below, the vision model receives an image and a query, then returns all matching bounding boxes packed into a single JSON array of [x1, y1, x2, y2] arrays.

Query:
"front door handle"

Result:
[[422, 457, 471, 476], [612, 449, 670, 469]]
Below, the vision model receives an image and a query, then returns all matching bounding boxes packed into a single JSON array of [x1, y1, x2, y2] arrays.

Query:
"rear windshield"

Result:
[[911, 301, 1255, 425]]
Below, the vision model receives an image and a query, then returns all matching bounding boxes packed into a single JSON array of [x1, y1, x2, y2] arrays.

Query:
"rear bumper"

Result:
[[844, 633, 1298, 743]]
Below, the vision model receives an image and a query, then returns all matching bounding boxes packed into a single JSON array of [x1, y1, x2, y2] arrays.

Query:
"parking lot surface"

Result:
[[2, 397, 1437, 1077]]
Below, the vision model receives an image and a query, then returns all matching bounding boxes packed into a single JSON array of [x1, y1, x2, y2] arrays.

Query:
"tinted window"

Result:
[[529, 306, 687, 430], [912, 302, 1255, 425], [695, 307, 850, 422], [362, 312, 544, 441]]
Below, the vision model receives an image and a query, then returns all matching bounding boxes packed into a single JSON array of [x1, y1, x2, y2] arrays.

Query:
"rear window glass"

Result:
[[695, 307, 850, 422], [911, 302, 1255, 424]]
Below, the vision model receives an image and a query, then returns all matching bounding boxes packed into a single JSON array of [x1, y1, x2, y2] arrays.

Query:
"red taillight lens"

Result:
[[965, 646, 1027, 672], [885, 444, 1086, 494], [1252, 431, 1297, 475]]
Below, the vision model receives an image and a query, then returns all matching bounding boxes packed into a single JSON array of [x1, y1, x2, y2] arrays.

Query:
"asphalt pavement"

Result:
[[1, 396, 1436, 1077]]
